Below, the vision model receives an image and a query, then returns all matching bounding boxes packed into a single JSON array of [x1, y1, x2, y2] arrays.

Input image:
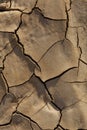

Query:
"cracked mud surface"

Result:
[[0, 0, 87, 130]]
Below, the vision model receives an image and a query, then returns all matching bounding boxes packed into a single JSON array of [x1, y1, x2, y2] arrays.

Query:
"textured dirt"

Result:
[[0, 0, 87, 130]]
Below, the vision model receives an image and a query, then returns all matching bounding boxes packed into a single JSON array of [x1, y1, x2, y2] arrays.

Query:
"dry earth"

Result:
[[0, 0, 87, 130]]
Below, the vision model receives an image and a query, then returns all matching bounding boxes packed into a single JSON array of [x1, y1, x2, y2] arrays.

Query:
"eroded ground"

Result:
[[0, 0, 87, 130]]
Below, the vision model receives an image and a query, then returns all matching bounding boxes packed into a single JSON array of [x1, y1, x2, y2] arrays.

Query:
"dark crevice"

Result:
[[9, 0, 12, 8], [65, 4, 69, 39], [0, 8, 23, 12], [37, 7, 67, 21], [70, 0, 72, 8], [80, 59, 87, 66], [35, 74, 53, 100], [51, 101, 62, 112], [16, 111, 42, 130], [76, 29, 82, 75], [58, 125, 66, 130], [54, 123, 59, 130], [0, 7, 6, 11], [67, 0, 72, 11], [15, 12, 23, 33], [45, 67, 78, 83], [28, 6, 67, 21], [69, 0, 72, 10], [77, 29, 80, 48], [34, 0, 38, 9], [51, 102, 62, 129], [0, 67, 3, 70], [0, 118, 12, 127], [56, 124, 66, 130]]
